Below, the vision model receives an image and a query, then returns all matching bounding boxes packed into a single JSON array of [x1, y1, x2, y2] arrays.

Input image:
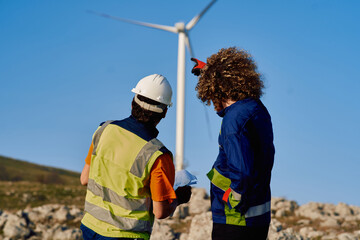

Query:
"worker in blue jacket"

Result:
[[191, 47, 275, 240]]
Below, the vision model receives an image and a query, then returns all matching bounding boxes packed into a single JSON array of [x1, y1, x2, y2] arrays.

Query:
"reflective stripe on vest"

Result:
[[87, 178, 148, 211], [92, 120, 114, 156], [207, 168, 270, 219], [130, 138, 164, 178], [84, 201, 151, 232]]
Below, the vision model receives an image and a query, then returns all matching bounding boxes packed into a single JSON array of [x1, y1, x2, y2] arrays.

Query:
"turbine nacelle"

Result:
[[175, 22, 186, 33]]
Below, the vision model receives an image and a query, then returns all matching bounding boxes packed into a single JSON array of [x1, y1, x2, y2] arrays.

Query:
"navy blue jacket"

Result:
[[209, 98, 275, 226]]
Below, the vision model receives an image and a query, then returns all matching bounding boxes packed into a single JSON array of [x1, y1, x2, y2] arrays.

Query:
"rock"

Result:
[[41, 223, 64, 240], [54, 206, 74, 222], [299, 226, 314, 237], [295, 202, 325, 220], [0, 205, 83, 240], [70, 207, 84, 223], [272, 198, 299, 212], [322, 233, 338, 240], [354, 230, 360, 237], [3, 213, 31, 239], [26, 204, 57, 223], [53, 226, 82, 240], [345, 216, 359, 222], [172, 204, 190, 219], [69, 207, 82, 218], [188, 188, 211, 215], [41, 227, 56, 240], [268, 227, 304, 240], [307, 230, 324, 239], [337, 232, 358, 240], [270, 218, 283, 233], [33, 223, 49, 236], [27, 235, 43, 240], [341, 220, 357, 228], [351, 205, 360, 213], [186, 212, 212, 240], [2, 190, 360, 240], [0, 211, 9, 229], [275, 208, 287, 218], [335, 202, 354, 218], [320, 218, 339, 228], [150, 221, 175, 240], [179, 233, 188, 240]]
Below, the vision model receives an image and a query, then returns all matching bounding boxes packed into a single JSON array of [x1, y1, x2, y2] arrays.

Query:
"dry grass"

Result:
[[0, 181, 86, 211]]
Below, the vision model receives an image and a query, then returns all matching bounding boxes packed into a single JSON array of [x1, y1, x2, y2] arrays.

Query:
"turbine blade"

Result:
[[88, 10, 178, 33], [185, 35, 194, 58], [186, 0, 217, 31]]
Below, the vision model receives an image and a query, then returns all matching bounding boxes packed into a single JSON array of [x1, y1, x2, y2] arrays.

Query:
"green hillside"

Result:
[[0, 155, 80, 185], [0, 155, 86, 210]]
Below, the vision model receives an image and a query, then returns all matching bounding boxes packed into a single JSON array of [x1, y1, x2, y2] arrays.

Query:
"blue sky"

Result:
[[1, 0, 359, 206]]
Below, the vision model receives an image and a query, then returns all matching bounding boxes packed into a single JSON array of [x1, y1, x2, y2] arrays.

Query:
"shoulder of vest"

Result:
[[148, 138, 170, 155], [159, 145, 171, 155], [99, 120, 116, 127]]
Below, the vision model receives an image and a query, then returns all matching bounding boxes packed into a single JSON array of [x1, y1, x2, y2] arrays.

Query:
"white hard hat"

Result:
[[131, 74, 173, 106]]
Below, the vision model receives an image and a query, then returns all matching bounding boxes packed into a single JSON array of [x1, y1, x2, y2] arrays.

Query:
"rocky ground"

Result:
[[0, 188, 359, 240]]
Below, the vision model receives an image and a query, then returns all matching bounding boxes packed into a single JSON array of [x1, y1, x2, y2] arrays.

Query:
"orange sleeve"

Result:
[[150, 153, 177, 202], [84, 142, 93, 165]]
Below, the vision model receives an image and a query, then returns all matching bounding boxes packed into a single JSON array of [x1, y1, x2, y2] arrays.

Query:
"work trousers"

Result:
[[212, 223, 269, 240], [80, 224, 144, 240]]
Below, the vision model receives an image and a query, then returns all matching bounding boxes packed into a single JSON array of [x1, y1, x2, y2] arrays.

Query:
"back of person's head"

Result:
[[196, 47, 264, 109], [131, 74, 172, 126]]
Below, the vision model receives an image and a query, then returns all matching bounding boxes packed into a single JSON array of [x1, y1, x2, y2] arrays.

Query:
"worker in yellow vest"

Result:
[[79, 74, 192, 240]]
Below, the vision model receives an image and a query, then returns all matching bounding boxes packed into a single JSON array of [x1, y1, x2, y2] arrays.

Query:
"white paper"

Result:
[[173, 169, 198, 190]]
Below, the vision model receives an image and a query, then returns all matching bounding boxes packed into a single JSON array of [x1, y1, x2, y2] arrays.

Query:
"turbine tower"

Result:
[[90, 0, 216, 171]]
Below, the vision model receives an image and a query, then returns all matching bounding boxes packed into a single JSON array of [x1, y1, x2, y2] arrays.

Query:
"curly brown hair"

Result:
[[195, 47, 264, 110]]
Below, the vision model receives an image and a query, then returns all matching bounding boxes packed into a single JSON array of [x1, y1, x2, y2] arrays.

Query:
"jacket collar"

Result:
[[129, 115, 159, 138], [216, 98, 253, 118]]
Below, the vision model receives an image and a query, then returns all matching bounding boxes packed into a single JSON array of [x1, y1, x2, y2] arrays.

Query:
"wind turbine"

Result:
[[89, 0, 216, 171]]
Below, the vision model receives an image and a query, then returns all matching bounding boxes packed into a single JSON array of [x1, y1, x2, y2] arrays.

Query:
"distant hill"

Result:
[[0, 155, 80, 185]]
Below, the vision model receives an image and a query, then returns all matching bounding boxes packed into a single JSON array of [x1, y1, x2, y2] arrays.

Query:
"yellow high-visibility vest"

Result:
[[81, 120, 167, 239]]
